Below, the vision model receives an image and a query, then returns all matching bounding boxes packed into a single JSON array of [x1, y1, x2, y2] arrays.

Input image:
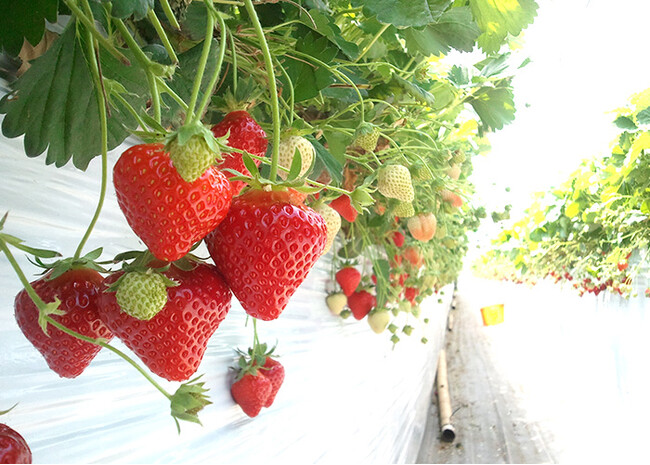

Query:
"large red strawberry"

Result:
[[205, 189, 327, 321], [113, 143, 232, 262], [260, 357, 285, 408], [0, 424, 32, 464], [97, 263, 231, 381], [14, 268, 114, 378], [329, 194, 358, 223], [211, 111, 268, 195], [347, 290, 376, 320], [335, 266, 361, 297], [231, 373, 272, 418]]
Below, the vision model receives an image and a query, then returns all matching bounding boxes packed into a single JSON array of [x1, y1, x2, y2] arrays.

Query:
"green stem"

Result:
[[156, 78, 189, 112], [147, 9, 179, 64], [147, 72, 162, 124], [64, 0, 131, 66], [0, 240, 48, 311], [185, 6, 215, 124], [159, 0, 181, 30], [74, 27, 108, 260], [243, 0, 281, 181], [354, 23, 390, 63], [229, 29, 238, 96], [275, 57, 295, 126], [192, 11, 228, 125]]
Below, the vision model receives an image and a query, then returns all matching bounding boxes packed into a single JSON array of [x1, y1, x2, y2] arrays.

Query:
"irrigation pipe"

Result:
[[437, 349, 456, 442]]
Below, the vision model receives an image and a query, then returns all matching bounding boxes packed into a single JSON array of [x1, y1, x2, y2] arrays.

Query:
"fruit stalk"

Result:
[[243, 0, 281, 181], [185, 3, 216, 124]]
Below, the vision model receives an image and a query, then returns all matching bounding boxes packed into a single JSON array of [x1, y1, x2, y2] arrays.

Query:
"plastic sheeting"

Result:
[[0, 118, 453, 463]]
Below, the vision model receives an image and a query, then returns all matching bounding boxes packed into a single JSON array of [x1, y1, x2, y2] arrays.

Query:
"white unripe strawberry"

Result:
[[377, 165, 414, 202], [447, 163, 461, 180], [277, 135, 315, 179], [368, 310, 391, 334], [326, 293, 348, 315], [115, 271, 168, 320], [314, 203, 341, 255]]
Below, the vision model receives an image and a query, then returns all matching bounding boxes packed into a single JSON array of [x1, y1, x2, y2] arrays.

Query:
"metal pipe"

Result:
[[437, 349, 456, 442]]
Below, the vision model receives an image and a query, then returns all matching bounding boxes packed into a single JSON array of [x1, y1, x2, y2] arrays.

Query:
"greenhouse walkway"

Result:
[[416, 275, 647, 464]]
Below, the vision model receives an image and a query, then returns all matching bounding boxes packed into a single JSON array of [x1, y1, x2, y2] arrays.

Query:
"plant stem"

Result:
[[147, 9, 179, 64], [229, 29, 238, 96], [0, 240, 48, 311], [159, 0, 181, 30], [185, 5, 216, 124], [354, 23, 390, 63], [243, 0, 281, 181], [156, 78, 189, 112]]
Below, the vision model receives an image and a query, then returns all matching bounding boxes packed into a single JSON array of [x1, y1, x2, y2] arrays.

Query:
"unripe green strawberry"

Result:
[[277, 135, 315, 179], [411, 163, 432, 181], [115, 272, 169, 320], [314, 203, 341, 255], [452, 149, 466, 164], [351, 123, 380, 153], [377, 165, 414, 202], [326, 292, 347, 315], [367, 310, 391, 334], [167, 135, 217, 183], [447, 163, 461, 180], [394, 201, 415, 218]]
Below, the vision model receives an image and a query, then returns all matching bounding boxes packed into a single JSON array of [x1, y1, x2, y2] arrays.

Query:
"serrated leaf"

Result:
[[351, 0, 452, 27], [392, 74, 436, 107], [0, 23, 149, 170], [448, 65, 470, 86], [0, 0, 58, 56], [299, 9, 359, 59], [468, 86, 515, 131], [614, 115, 637, 130], [107, 0, 154, 20], [470, 0, 538, 54], [635, 107, 650, 125], [402, 7, 480, 56]]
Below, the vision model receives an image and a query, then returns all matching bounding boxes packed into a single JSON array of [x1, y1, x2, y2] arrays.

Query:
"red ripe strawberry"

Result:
[[0, 424, 32, 464], [14, 268, 113, 378], [392, 231, 405, 248], [347, 290, 376, 320], [403, 246, 424, 268], [329, 194, 358, 223], [335, 266, 361, 297], [261, 357, 285, 408], [113, 143, 232, 262], [97, 263, 231, 381], [404, 287, 419, 304], [211, 111, 268, 195], [205, 189, 327, 321], [231, 373, 272, 418]]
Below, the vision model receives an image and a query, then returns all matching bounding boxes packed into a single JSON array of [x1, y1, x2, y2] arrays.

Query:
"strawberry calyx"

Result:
[[169, 375, 212, 433], [234, 342, 278, 381]]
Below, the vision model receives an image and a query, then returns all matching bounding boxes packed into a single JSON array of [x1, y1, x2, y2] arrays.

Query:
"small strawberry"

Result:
[[113, 143, 232, 262], [260, 357, 285, 408], [326, 292, 347, 315], [391, 231, 405, 247], [329, 194, 358, 223], [277, 135, 315, 179], [14, 268, 114, 378], [347, 290, 376, 320], [407, 213, 437, 242], [211, 110, 268, 195], [446, 163, 461, 180], [441, 189, 464, 208], [351, 122, 380, 153], [367, 310, 391, 334], [231, 373, 272, 418], [206, 189, 327, 321], [404, 287, 419, 304], [394, 201, 415, 218], [336, 266, 362, 297], [313, 202, 341, 255], [166, 133, 218, 183], [97, 262, 231, 381], [0, 423, 31, 464], [114, 271, 172, 320], [403, 246, 424, 268], [377, 165, 414, 202]]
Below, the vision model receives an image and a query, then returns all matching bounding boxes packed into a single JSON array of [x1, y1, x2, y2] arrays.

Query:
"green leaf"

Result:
[[351, 0, 452, 28], [637, 107, 650, 125], [402, 7, 480, 56], [280, 30, 338, 102], [448, 65, 470, 86], [287, 148, 303, 181], [0, 0, 58, 56], [0, 23, 149, 170], [476, 53, 511, 78], [241, 153, 260, 179], [107, 0, 154, 20], [305, 135, 343, 184], [469, 0, 538, 53], [392, 74, 436, 107], [614, 115, 637, 130], [299, 9, 359, 59], [468, 86, 515, 131]]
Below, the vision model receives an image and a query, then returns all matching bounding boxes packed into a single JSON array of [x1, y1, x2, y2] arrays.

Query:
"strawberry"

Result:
[[0, 424, 32, 464], [440, 189, 464, 208], [211, 110, 268, 195], [446, 163, 461, 180], [313, 202, 341, 255], [329, 194, 358, 223], [114, 271, 170, 320], [367, 310, 390, 334], [113, 143, 232, 262], [403, 246, 424, 268], [326, 292, 347, 315], [404, 287, 419, 304], [377, 165, 414, 202], [351, 122, 380, 153], [205, 189, 327, 321], [14, 268, 113, 378], [347, 290, 376, 320], [167, 134, 217, 183], [394, 201, 414, 218], [277, 135, 315, 179], [335, 266, 361, 297], [407, 213, 437, 242], [391, 231, 405, 247], [97, 262, 231, 381], [231, 373, 272, 418], [260, 357, 285, 407]]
